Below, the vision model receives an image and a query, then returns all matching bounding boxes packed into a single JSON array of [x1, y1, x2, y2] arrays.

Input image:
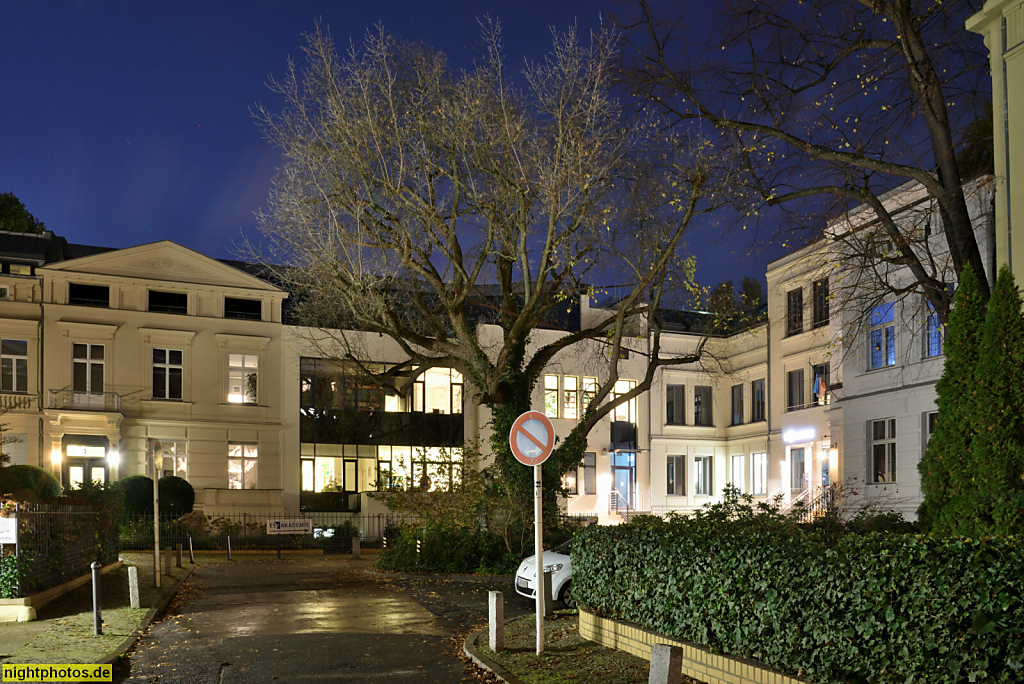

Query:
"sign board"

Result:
[[0, 516, 16, 544], [267, 519, 312, 535], [509, 411, 555, 466]]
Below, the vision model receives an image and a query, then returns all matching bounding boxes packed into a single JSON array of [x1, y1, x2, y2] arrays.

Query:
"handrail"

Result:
[[47, 388, 122, 412]]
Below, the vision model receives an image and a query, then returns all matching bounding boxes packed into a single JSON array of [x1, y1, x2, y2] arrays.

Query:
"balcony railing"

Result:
[[48, 388, 122, 412]]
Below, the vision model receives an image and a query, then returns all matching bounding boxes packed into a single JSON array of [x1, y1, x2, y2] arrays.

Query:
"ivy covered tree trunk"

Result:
[[918, 265, 984, 533], [969, 266, 1024, 535]]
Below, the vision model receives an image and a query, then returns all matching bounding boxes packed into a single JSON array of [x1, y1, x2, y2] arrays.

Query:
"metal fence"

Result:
[[118, 511, 414, 555], [7, 503, 119, 596]]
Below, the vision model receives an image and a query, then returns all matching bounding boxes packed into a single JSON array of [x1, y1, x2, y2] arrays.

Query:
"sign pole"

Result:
[[534, 462, 544, 655]]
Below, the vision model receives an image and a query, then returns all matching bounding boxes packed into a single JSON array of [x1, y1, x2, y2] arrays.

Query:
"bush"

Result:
[[113, 476, 154, 515], [0, 465, 62, 501], [158, 476, 194, 516], [574, 522, 1024, 683], [377, 522, 518, 574]]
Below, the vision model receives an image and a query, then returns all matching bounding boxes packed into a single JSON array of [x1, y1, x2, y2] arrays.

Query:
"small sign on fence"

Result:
[[266, 519, 312, 535], [0, 515, 16, 544]]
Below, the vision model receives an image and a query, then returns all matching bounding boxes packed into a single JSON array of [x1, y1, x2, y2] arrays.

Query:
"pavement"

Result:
[[0, 552, 538, 683]]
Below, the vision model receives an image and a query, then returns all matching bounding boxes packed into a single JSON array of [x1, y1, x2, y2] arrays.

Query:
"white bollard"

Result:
[[543, 570, 553, 617], [128, 566, 140, 609], [488, 591, 504, 652], [648, 643, 682, 684]]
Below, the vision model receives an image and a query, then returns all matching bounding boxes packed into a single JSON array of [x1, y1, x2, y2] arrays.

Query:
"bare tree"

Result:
[[622, 0, 992, 321], [251, 23, 730, 514]]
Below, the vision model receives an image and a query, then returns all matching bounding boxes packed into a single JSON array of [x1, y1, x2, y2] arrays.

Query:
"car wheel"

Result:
[[559, 581, 576, 609]]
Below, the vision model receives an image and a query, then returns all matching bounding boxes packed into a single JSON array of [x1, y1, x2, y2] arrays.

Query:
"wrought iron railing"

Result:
[[47, 388, 122, 412]]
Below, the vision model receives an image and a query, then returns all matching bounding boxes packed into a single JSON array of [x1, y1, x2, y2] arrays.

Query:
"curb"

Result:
[[463, 627, 523, 684], [95, 565, 196, 666]]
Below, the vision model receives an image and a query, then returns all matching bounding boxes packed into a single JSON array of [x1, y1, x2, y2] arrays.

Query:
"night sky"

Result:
[[1, 1, 772, 287]]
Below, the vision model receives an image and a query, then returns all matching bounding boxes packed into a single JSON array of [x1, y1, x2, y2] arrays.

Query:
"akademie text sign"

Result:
[[266, 519, 312, 535]]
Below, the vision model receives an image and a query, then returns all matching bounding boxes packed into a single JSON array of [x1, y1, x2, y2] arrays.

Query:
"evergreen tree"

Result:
[[0, 192, 45, 234], [918, 265, 985, 532], [969, 265, 1024, 535]]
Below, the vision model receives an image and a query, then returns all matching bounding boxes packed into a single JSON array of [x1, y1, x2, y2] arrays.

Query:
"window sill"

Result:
[[144, 398, 192, 405]]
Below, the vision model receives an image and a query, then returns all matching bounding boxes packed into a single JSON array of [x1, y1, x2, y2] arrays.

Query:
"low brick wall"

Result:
[[579, 608, 803, 684]]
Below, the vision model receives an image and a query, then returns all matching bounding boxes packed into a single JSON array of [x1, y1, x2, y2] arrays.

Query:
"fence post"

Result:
[[351, 535, 360, 558], [188, 536, 195, 564], [176, 544, 182, 568], [14, 503, 20, 599], [227, 535, 232, 561], [91, 561, 102, 636], [164, 546, 172, 576], [277, 533, 282, 560]]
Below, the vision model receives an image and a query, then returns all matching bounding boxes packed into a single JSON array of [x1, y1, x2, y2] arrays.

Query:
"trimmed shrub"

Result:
[[377, 522, 518, 574], [574, 523, 1024, 683], [158, 476, 195, 516], [0, 465, 62, 501], [113, 476, 154, 515]]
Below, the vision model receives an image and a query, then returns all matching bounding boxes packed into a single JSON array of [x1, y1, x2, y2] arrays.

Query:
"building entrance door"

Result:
[[611, 451, 635, 509], [67, 459, 107, 488]]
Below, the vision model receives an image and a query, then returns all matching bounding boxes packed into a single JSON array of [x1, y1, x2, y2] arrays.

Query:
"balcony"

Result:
[[47, 388, 122, 413]]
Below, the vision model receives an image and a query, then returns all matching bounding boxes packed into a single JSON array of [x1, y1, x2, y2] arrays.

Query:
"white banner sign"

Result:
[[0, 515, 17, 544], [266, 519, 312, 535]]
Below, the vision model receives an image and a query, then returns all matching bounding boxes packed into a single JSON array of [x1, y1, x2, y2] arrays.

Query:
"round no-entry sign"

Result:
[[509, 411, 555, 466]]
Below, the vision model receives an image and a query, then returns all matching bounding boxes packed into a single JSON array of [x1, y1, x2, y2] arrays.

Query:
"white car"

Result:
[[513, 539, 575, 609]]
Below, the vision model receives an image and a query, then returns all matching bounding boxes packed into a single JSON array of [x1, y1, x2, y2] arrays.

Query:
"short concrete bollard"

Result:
[[128, 566, 140, 609], [543, 570, 554, 617], [488, 591, 504, 652], [91, 561, 103, 636], [648, 643, 682, 684], [164, 546, 172, 575], [176, 544, 182, 568], [351, 536, 360, 558]]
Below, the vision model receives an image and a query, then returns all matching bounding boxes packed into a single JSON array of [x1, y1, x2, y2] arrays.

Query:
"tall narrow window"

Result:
[[730, 384, 743, 426], [583, 452, 596, 495], [544, 375, 559, 418], [612, 380, 637, 423], [73, 344, 104, 393], [730, 454, 744, 493], [1, 339, 28, 393], [228, 354, 258, 404], [666, 384, 685, 425], [581, 377, 597, 410], [228, 443, 258, 489], [751, 379, 766, 422], [871, 418, 897, 483], [152, 349, 183, 400], [869, 303, 896, 369], [924, 305, 943, 358], [812, 363, 830, 405], [694, 385, 713, 426], [791, 447, 807, 490], [751, 452, 767, 495], [667, 455, 685, 496], [926, 412, 938, 443], [695, 455, 713, 496], [786, 288, 804, 336], [812, 278, 829, 328], [562, 376, 579, 420], [787, 369, 804, 411]]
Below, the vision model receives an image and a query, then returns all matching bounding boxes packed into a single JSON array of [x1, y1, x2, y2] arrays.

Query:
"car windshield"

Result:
[[551, 538, 572, 556]]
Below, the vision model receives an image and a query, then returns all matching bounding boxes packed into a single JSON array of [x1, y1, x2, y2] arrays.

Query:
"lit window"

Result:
[[924, 305, 943, 358], [152, 349, 183, 400], [869, 303, 896, 369], [871, 419, 897, 483], [1, 339, 28, 393], [228, 443, 258, 489], [228, 354, 258, 403], [155, 440, 187, 479], [612, 379, 637, 423], [562, 376, 579, 420], [812, 363, 830, 405], [581, 377, 597, 410], [791, 447, 807, 490], [730, 454, 744, 493], [544, 375, 559, 418]]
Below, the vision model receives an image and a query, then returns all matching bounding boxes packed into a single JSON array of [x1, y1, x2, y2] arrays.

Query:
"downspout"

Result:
[[647, 325, 652, 510], [37, 274, 45, 469], [765, 317, 772, 493]]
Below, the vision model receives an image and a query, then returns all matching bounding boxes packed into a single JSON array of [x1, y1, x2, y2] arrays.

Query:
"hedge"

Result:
[[573, 525, 1024, 683]]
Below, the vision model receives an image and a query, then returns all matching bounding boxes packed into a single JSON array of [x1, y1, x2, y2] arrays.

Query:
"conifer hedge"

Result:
[[573, 523, 1024, 683]]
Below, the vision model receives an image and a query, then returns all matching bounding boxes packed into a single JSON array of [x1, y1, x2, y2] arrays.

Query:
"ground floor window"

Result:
[[871, 418, 897, 482], [301, 443, 463, 493], [667, 455, 684, 496], [154, 440, 187, 479], [228, 443, 258, 489], [694, 455, 713, 496], [729, 454, 744, 493], [751, 452, 767, 495], [583, 452, 596, 495], [791, 447, 807, 490]]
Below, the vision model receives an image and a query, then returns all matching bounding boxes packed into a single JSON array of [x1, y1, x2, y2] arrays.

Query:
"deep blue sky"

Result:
[[0, 1, 772, 287]]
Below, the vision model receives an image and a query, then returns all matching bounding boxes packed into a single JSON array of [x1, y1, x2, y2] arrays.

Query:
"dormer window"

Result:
[[224, 297, 261, 320]]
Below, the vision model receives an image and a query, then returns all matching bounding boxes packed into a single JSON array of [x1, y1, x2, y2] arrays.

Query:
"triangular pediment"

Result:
[[41, 241, 283, 293]]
